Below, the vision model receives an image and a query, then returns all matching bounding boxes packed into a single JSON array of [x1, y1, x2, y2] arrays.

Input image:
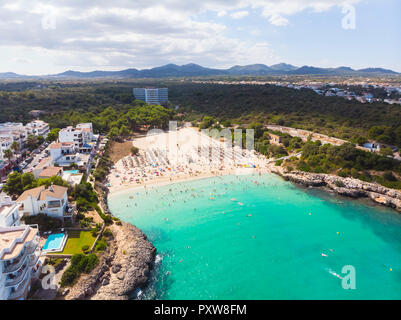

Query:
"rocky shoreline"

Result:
[[270, 165, 401, 212], [64, 183, 156, 300]]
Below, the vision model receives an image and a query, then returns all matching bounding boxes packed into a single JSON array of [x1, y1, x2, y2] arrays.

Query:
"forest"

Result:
[[168, 83, 401, 148], [0, 79, 400, 148]]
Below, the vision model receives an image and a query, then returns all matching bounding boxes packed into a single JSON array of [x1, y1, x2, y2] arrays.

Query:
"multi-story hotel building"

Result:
[[133, 88, 168, 105], [0, 224, 41, 300]]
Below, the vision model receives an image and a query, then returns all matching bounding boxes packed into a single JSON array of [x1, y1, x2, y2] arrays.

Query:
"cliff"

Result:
[[64, 221, 156, 300]]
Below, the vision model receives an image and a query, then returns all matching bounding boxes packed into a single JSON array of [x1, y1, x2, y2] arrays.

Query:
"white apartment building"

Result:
[[0, 137, 13, 161], [0, 224, 41, 300], [0, 120, 50, 161], [16, 185, 68, 220], [0, 122, 27, 152], [49, 142, 78, 165], [76, 123, 93, 144], [58, 126, 83, 150], [25, 120, 50, 138], [59, 124, 94, 153], [48, 141, 90, 170], [0, 194, 21, 228]]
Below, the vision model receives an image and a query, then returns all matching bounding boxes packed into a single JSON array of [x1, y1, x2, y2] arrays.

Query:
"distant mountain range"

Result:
[[0, 63, 399, 79]]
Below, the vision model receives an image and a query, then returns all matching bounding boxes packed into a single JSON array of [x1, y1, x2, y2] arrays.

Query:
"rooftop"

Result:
[[34, 156, 52, 170], [38, 166, 63, 178], [16, 184, 68, 202], [50, 142, 74, 149], [16, 186, 45, 202], [0, 225, 38, 260], [39, 185, 68, 201]]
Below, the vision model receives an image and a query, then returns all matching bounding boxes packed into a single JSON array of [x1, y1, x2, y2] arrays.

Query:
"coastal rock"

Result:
[[271, 165, 401, 212], [112, 264, 121, 273], [64, 221, 156, 300]]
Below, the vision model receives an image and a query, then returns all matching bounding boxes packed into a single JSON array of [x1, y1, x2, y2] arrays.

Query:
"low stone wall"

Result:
[[43, 254, 73, 259], [271, 166, 401, 212]]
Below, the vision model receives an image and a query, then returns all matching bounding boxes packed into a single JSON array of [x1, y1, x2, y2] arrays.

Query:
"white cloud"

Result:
[[269, 14, 289, 26], [217, 10, 227, 17], [0, 0, 362, 73], [230, 10, 249, 19]]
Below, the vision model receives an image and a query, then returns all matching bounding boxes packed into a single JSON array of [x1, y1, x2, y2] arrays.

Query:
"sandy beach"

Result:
[[107, 127, 270, 197]]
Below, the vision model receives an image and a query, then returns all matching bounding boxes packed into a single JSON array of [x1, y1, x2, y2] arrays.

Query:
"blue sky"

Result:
[[0, 0, 399, 74], [199, 0, 401, 70]]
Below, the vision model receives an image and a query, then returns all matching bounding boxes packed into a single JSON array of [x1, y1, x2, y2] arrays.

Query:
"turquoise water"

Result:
[[64, 170, 79, 174], [43, 233, 66, 251], [108, 174, 401, 299]]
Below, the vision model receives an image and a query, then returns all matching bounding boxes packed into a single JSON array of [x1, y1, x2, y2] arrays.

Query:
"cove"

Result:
[[108, 173, 401, 299]]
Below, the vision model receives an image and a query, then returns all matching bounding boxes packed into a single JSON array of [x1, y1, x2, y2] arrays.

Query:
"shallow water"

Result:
[[108, 174, 401, 299]]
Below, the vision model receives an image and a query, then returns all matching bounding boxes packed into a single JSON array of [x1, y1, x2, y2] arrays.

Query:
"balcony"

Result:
[[8, 271, 30, 300], [26, 239, 39, 256], [47, 201, 61, 208], [3, 252, 28, 273], [31, 262, 41, 279], [5, 261, 29, 287], [29, 249, 41, 267], [3, 237, 39, 273]]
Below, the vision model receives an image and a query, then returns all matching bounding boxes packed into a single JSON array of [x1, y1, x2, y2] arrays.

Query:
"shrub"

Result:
[[103, 228, 113, 238], [60, 253, 98, 287], [95, 205, 113, 225], [91, 228, 99, 237], [334, 180, 345, 188], [130, 146, 139, 155], [275, 159, 283, 166], [81, 245, 90, 253], [383, 171, 397, 182], [95, 238, 107, 252], [337, 169, 350, 178], [284, 165, 293, 173], [21, 214, 62, 232]]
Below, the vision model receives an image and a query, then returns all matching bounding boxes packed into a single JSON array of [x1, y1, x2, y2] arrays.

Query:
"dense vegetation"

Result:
[[292, 141, 401, 189], [0, 81, 134, 123], [60, 253, 98, 287], [21, 213, 62, 231], [1, 79, 399, 148], [169, 83, 401, 148], [46, 102, 174, 137], [72, 181, 113, 225], [2, 172, 69, 196]]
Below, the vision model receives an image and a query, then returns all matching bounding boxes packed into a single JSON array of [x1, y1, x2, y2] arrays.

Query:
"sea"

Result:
[[108, 173, 401, 299]]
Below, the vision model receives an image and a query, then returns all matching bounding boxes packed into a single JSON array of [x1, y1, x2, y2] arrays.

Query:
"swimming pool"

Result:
[[42, 233, 68, 252], [64, 170, 79, 174]]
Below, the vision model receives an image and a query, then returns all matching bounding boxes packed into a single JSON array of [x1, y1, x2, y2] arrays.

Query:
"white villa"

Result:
[[16, 185, 69, 220], [49, 142, 90, 169], [0, 224, 41, 300]]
